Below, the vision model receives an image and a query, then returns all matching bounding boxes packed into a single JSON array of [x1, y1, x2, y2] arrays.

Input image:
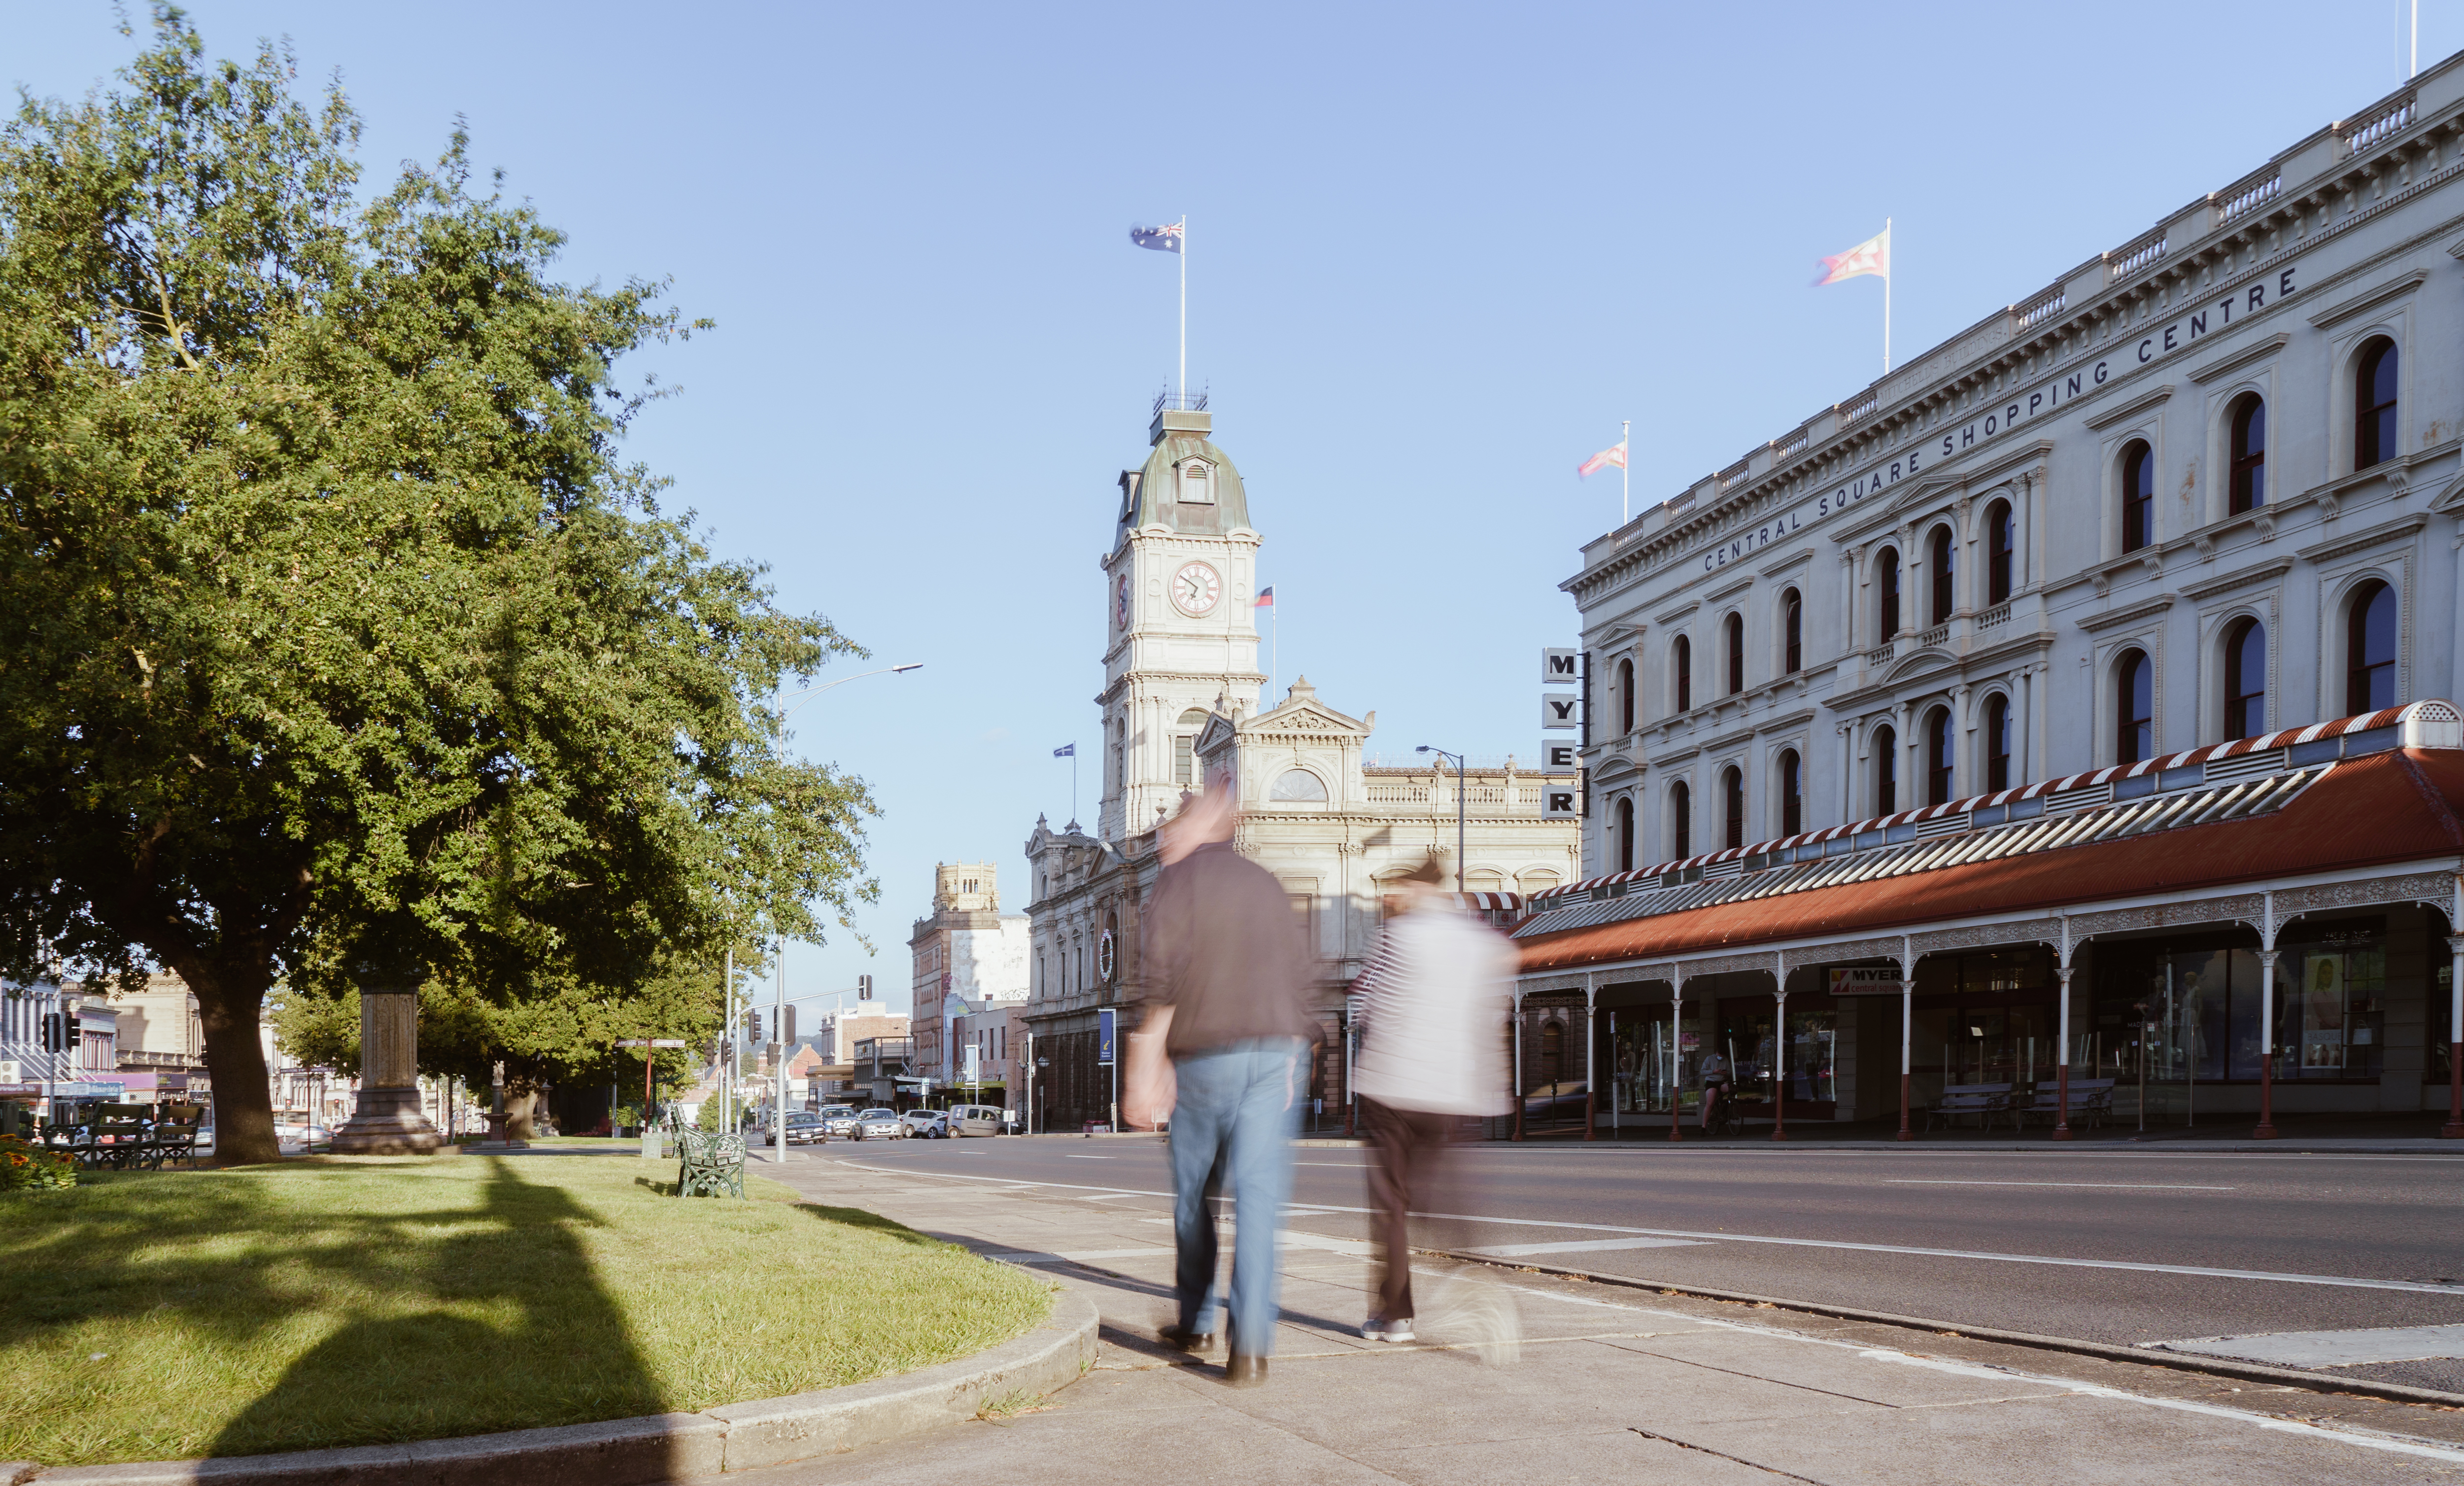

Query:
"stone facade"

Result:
[[907, 863, 1028, 1085]]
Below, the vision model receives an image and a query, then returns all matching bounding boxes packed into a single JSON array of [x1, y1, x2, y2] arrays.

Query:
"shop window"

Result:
[[2344, 580, 2396, 714], [1876, 548, 1901, 641], [2280, 920, 2388, 1080], [1670, 781, 1692, 859], [1673, 635, 1692, 712], [1928, 525, 1954, 625], [1618, 657, 1635, 733], [2356, 338, 2398, 470], [2115, 649, 2153, 763], [1924, 707, 1953, 805], [1985, 693, 2012, 792], [1721, 765, 1744, 850], [2223, 618, 2265, 739], [1725, 613, 1745, 695], [2228, 394, 2266, 514], [2119, 440, 2155, 553], [1615, 796, 1635, 872], [1782, 589, 1803, 674], [1872, 724, 1897, 814], [1986, 499, 2014, 604], [1779, 749, 1802, 836]]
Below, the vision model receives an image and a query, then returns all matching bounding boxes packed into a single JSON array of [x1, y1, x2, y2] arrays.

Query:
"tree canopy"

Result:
[[0, 9, 876, 1162]]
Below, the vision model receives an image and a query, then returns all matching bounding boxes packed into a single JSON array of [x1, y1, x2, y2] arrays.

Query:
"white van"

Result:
[[948, 1104, 1006, 1137]]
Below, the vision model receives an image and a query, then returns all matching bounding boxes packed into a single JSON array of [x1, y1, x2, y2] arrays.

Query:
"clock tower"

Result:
[[1095, 400, 1263, 840]]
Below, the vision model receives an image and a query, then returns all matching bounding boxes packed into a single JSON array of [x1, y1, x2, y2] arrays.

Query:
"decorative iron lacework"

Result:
[[1528, 702, 2457, 918]]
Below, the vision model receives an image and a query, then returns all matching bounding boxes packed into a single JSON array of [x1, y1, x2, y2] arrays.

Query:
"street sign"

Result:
[[615, 1038, 689, 1048], [1541, 648, 1577, 684], [1096, 1007, 1116, 1067]]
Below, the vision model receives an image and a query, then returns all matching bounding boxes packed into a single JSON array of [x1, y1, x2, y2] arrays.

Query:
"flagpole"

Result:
[[1178, 215, 1187, 404], [1882, 218, 1892, 375], [1621, 418, 1631, 525]]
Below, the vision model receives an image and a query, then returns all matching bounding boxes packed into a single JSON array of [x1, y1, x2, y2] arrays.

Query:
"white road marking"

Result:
[[1886, 1179, 2235, 1191], [2150, 1323, 2464, 1368], [836, 1162, 2463, 1296], [1467, 1238, 1710, 1257], [1296, 1162, 1368, 1167], [1061, 1154, 1114, 1160]]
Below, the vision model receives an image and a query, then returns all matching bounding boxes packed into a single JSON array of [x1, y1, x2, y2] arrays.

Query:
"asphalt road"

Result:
[[823, 1134, 2464, 1390]]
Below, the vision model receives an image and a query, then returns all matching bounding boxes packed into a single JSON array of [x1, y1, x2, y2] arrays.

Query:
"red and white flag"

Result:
[[1577, 440, 1627, 479], [1815, 225, 1890, 286]]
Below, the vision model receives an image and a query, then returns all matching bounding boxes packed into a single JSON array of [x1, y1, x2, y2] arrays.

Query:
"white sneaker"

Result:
[[1363, 1316, 1413, 1343]]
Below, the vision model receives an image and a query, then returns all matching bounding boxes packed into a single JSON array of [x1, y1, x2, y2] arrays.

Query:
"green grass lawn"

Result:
[[0, 1152, 1052, 1466]]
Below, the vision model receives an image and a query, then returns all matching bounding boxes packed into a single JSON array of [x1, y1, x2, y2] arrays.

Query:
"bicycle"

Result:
[[1699, 1086, 1742, 1140]]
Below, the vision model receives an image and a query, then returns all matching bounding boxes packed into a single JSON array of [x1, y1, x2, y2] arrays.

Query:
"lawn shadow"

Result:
[[787, 1202, 957, 1249], [203, 1158, 666, 1461]]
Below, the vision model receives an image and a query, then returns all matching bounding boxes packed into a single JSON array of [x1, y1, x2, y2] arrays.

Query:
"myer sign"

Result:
[[1698, 262, 2305, 574], [1540, 647, 1579, 818]]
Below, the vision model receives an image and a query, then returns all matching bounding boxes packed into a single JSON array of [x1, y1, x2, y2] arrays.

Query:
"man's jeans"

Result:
[[1168, 1038, 1303, 1356]]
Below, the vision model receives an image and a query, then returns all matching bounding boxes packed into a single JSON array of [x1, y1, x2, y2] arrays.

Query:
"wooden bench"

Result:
[[676, 1128, 746, 1199], [2015, 1077, 2115, 1133], [89, 1103, 155, 1170], [149, 1105, 206, 1169], [1923, 1083, 2014, 1133]]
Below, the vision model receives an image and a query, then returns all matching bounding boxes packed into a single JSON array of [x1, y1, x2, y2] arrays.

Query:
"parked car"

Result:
[[853, 1107, 905, 1140], [947, 1104, 1006, 1137], [817, 1105, 859, 1137], [278, 1124, 334, 1152], [900, 1110, 951, 1139], [782, 1111, 827, 1144]]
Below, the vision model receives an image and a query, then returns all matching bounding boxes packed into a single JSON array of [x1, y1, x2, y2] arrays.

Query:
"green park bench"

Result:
[[90, 1103, 154, 1170], [676, 1127, 746, 1199], [148, 1104, 206, 1169]]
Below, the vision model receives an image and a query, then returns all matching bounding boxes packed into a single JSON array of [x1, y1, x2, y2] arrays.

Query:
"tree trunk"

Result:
[[186, 963, 282, 1166], [505, 1078, 539, 1140]]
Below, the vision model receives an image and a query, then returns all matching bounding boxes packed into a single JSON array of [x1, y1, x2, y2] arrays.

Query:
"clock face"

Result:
[[1115, 575, 1130, 629], [1170, 561, 1222, 617]]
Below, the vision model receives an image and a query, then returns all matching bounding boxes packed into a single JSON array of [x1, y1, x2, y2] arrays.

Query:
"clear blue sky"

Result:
[[10, 2, 2449, 1018]]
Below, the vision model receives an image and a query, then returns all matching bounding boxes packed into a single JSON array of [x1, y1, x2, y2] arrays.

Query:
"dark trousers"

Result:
[[1364, 1097, 1452, 1321]]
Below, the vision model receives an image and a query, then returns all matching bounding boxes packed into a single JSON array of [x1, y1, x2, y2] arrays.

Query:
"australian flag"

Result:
[[1129, 222, 1183, 253], [1053, 743, 1075, 758]]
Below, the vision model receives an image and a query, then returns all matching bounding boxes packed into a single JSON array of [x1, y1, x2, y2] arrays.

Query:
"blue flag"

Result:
[[1129, 223, 1183, 253], [1053, 743, 1075, 758]]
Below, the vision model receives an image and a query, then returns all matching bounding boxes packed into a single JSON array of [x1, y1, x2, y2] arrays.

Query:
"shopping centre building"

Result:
[[1515, 63, 2464, 1139]]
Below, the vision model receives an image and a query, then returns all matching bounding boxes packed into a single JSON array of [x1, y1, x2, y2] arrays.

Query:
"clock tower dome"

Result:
[[1095, 398, 1263, 840]]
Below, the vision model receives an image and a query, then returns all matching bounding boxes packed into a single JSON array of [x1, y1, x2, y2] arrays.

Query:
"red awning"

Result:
[[1518, 747, 2464, 975]]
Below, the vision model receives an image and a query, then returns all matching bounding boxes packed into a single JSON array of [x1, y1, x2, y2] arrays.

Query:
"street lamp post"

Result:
[[1415, 746, 1469, 892]]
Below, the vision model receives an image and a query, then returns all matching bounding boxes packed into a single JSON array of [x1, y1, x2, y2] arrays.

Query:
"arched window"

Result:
[[1782, 589, 1803, 674], [2120, 441, 2155, 553], [1721, 765, 1745, 850], [1924, 707, 1953, 805], [1876, 548, 1901, 641], [1617, 657, 1635, 734], [1173, 707, 1211, 787], [1985, 693, 2012, 792], [1725, 613, 1745, 694], [2116, 649, 2153, 763], [1779, 749, 1802, 836], [1872, 725, 1897, 814], [2228, 395, 2267, 514], [2223, 618, 2266, 738], [1269, 769, 1328, 802], [1178, 460, 1213, 504], [1986, 500, 2014, 605], [1928, 526, 1955, 626], [1673, 635, 1692, 712], [2345, 580, 2397, 713], [1615, 796, 1635, 872], [2356, 339, 2399, 470], [1670, 781, 1692, 859]]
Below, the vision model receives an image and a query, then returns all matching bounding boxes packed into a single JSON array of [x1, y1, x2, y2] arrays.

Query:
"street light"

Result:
[[770, 661, 922, 1164], [1415, 745, 1468, 894]]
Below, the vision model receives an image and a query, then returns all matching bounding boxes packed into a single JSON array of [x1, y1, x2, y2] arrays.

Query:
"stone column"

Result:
[[332, 969, 444, 1154]]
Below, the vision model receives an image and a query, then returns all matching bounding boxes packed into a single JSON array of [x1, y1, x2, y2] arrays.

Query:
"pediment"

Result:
[[1194, 712, 1238, 753], [1243, 700, 1369, 738]]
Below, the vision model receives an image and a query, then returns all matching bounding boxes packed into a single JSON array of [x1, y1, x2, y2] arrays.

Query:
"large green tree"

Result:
[[0, 11, 875, 1163]]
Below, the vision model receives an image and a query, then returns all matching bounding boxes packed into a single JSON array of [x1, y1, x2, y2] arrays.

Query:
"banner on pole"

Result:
[[1096, 1007, 1116, 1067]]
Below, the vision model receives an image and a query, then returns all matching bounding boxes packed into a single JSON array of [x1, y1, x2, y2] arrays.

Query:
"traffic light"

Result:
[[39, 1012, 66, 1052], [746, 1010, 762, 1044], [858, 973, 873, 1001]]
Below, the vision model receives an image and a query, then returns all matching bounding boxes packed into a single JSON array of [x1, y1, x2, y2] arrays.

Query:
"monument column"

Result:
[[333, 965, 445, 1154]]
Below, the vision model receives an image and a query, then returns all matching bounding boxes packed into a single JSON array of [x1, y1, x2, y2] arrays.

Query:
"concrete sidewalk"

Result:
[[718, 1151, 2464, 1485]]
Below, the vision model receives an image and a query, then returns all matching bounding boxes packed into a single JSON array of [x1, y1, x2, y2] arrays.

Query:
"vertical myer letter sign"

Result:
[[1540, 694, 1578, 728], [1541, 648, 1577, 684], [1540, 740, 1578, 773], [1542, 778, 1580, 819]]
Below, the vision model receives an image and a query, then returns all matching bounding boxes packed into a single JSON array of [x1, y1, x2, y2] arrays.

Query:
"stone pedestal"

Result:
[[332, 984, 444, 1154]]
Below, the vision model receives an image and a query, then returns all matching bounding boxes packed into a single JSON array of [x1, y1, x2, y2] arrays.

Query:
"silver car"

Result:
[[853, 1107, 906, 1140]]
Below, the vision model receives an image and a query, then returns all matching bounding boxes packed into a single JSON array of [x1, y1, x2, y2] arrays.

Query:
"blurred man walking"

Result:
[[1124, 783, 1318, 1386], [1351, 853, 1514, 1343]]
